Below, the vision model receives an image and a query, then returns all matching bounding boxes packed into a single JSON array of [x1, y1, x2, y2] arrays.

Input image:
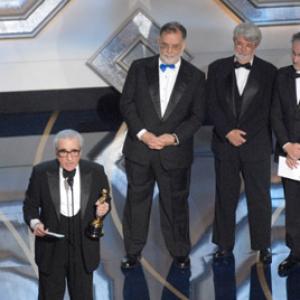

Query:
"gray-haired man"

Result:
[[23, 129, 110, 300], [272, 32, 300, 276], [207, 23, 277, 262]]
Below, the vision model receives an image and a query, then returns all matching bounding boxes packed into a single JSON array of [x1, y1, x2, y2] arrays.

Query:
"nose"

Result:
[[66, 153, 73, 160], [166, 45, 173, 54], [294, 55, 300, 64]]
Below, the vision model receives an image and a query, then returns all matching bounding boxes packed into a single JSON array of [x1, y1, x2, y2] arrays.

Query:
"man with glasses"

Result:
[[272, 32, 300, 277], [120, 22, 205, 269], [23, 129, 110, 300]]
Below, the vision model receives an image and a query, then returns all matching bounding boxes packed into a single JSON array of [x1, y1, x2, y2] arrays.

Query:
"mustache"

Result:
[[235, 52, 253, 61]]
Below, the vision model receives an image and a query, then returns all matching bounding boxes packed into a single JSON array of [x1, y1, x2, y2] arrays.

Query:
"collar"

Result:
[[159, 57, 181, 70]]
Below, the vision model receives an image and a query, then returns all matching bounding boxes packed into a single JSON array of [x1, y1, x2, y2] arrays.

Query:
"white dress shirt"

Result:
[[234, 59, 253, 95], [59, 166, 81, 217], [296, 71, 300, 105], [136, 58, 181, 141], [159, 58, 181, 116]]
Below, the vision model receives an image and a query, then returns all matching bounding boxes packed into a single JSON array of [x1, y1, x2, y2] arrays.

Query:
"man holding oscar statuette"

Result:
[[23, 129, 110, 300]]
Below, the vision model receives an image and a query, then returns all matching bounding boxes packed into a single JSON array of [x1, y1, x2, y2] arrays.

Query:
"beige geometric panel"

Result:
[[221, 0, 300, 25], [250, 0, 300, 7], [0, 0, 42, 20], [87, 9, 192, 93], [0, 0, 70, 38]]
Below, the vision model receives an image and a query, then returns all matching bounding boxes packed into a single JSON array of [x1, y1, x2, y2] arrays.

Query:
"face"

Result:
[[56, 138, 81, 171], [234, 36, 257, 64], [292, 40, 300, 71], [158, 30, 186, 64]]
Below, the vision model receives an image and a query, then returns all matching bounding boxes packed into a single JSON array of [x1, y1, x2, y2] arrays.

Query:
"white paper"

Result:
[[278, 155, 300, 181], [46, 231, 65, 239]]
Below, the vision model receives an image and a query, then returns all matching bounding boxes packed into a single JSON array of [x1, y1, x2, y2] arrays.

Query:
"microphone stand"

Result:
[[63, 170, 77, 295]]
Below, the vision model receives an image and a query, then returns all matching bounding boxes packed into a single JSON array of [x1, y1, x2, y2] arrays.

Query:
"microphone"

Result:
[[63, 169, 76, 188]]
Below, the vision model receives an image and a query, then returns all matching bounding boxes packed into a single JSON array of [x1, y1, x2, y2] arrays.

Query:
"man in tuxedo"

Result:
[[272, 32, 300, 276], [23, 129, 110, 300], [207, 23, 276, 263], [120, 22, 205, 269]]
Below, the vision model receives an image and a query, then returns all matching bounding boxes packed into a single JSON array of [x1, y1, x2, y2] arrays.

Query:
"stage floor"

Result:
[[0, 125, 294, 300]]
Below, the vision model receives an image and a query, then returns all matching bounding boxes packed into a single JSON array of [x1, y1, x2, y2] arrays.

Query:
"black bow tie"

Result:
[[234, 61, 252, 70], [63, 169, 76, 179], [295, 73, 300, 79]]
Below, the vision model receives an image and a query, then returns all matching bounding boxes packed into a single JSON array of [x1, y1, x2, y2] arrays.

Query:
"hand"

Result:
[[96, 201, 109, 217], [141, 131, 165, 150], [286, 155, 299, 169], [157, 134, 177, 147], [284, 143, 300, 160], [226, 129, 247, 147], [33, 223, 48, 237]]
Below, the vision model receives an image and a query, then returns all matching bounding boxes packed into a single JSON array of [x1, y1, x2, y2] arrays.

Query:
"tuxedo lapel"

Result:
[[217, 58, 236, 118], [47, 161, 60, 220], [225, 70, 236, 118], [146, 56, 161, 119], [163, 59, 191, 120], [286, 67, 298, 109], [239, 57, 260, 119], [80, 161, 92, 219]]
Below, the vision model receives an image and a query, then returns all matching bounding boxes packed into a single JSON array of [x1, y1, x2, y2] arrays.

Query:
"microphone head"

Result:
[[63, 168, 76, 187], [63, 168, 76, 179]]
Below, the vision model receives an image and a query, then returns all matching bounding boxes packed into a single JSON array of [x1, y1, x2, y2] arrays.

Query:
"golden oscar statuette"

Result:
[[86, 188, 109, 240]]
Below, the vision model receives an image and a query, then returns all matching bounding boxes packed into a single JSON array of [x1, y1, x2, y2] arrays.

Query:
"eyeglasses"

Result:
[[159, 42, 182, 52], [57, 149, 81, 158]]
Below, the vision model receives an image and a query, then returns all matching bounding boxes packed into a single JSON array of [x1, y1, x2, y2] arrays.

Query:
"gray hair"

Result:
[[160, 21, 187, 39], [233, 22, 262, 46], [292, 32, 300, 43], [54, 129, 83, 149]]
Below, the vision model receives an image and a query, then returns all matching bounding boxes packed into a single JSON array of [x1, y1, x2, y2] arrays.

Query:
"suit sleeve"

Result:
[[271, 73, 290, 148], [23, 166, 41, 228], [120, 61, 145, 136], [238, 65, 277, 142], [172, 70, 206, 143], [95, 164, 111, 216], [207, 63, 235, 141]]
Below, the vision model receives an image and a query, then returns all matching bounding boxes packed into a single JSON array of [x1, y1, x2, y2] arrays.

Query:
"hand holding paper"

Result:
[[278, 156, 300, 181]]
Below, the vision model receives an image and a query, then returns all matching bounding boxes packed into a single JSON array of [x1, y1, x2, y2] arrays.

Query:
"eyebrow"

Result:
[[57, 148, 80, 151]]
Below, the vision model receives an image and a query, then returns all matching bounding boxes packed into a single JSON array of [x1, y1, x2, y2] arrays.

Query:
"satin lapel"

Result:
[[47, 165, 60, 220], [224, 70, 236, 118], [146, 58, 161, 119], [80, 164, 92, 219], [287, 68, 297, 109], [162, 60, 191, 121], [239, 61, 260, 120]]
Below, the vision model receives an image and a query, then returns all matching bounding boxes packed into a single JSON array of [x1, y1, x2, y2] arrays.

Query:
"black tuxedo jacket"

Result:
[[271, 65, 300, 160], [120, 55, 205, 169], [207, 56, 277, 162], [23, 159, 109, 273]]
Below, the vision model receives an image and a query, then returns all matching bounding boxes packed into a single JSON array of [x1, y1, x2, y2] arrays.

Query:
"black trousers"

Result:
[[123, 153, 191, 258], [38, 213, 93, 300], [282, 177, 300, 258], [212, 157, 272, 250]]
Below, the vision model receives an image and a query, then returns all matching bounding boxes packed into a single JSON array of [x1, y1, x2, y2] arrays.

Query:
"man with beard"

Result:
[[207, 23, 276, 263], [120, 22, 205, 269]]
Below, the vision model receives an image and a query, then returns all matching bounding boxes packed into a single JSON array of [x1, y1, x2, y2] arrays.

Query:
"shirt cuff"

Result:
[[30, 219, 41, 230], [137, 129, 147, 140], [172, 133, 179, 145], [283, 142, 291, 151]]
